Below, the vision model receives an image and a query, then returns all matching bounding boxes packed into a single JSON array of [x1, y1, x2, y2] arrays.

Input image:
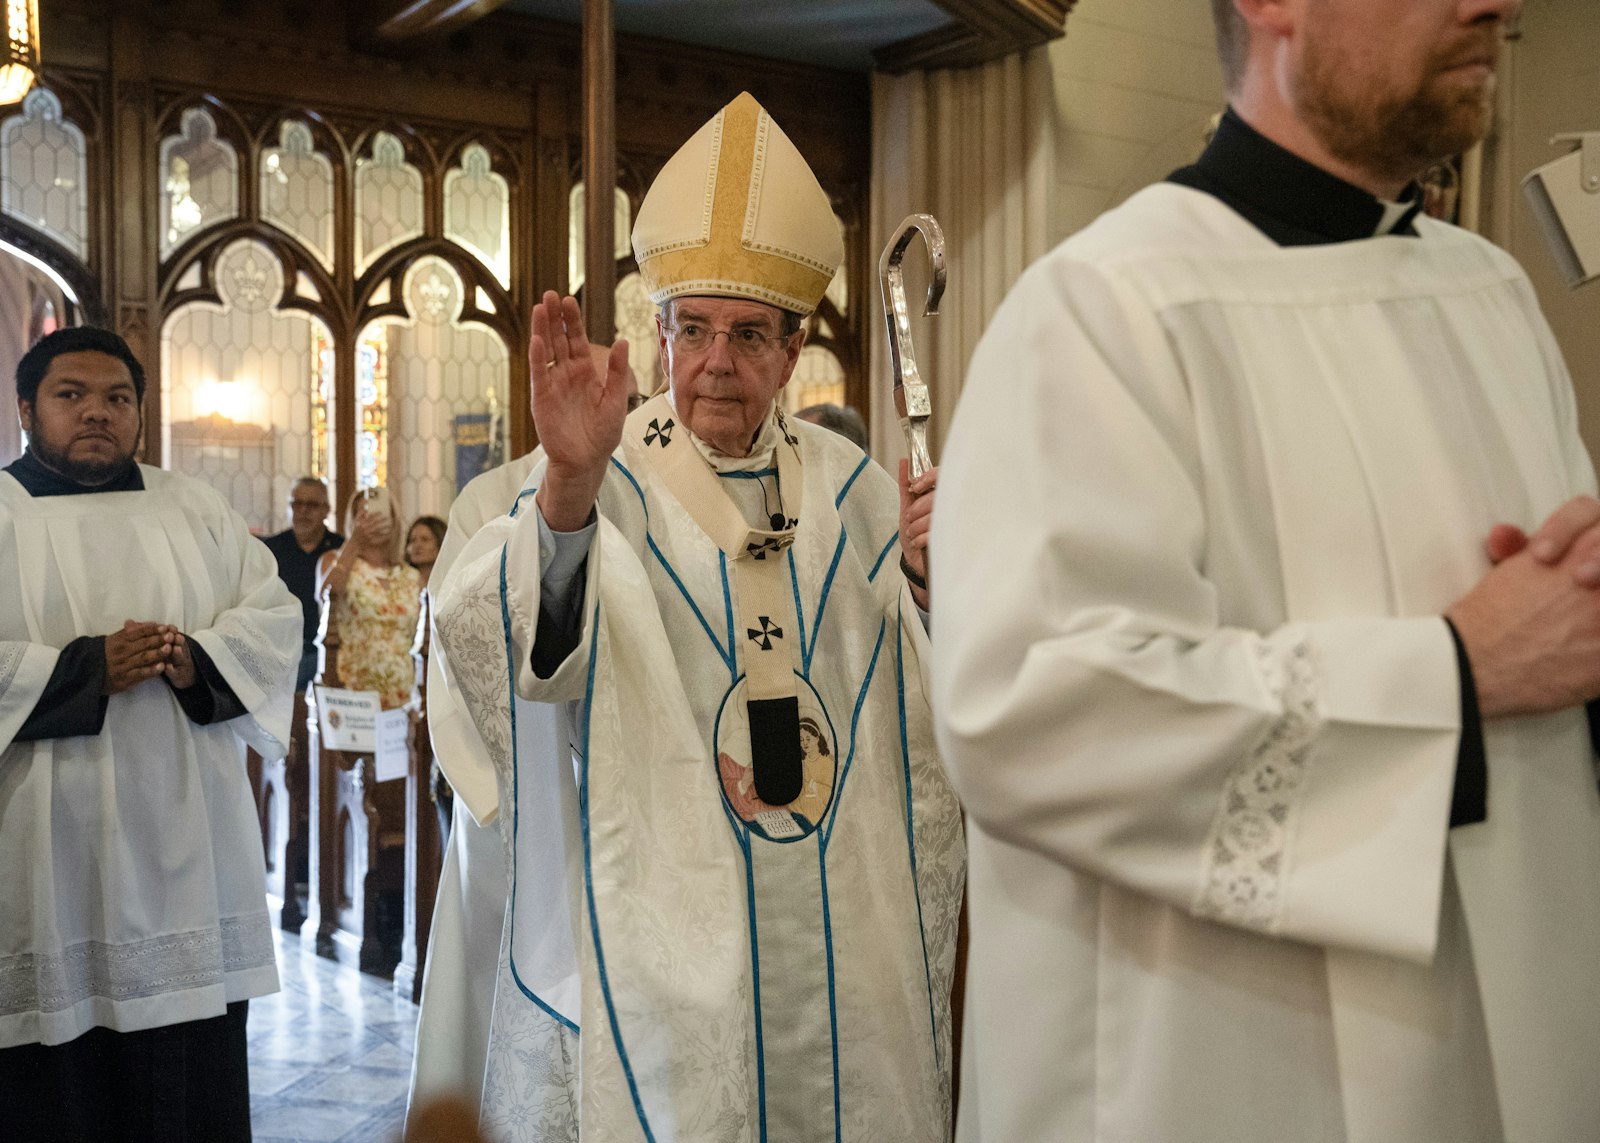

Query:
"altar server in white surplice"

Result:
[[407, 346, 637, 1124], [436, 91, 963, 1142], [0, 327, 300, 1141], [934, 2, 1600, 1142]]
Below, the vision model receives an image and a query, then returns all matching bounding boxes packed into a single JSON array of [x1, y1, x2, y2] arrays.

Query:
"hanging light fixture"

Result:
[[0, 0, 39, 107]]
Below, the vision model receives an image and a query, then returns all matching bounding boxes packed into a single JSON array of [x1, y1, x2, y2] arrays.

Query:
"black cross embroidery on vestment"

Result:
[[746, 537, 785, 560], [644, 418, 675, 448], [747, 616, 783, 649]]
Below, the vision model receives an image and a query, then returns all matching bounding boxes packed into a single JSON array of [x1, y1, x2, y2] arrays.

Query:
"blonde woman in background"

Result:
[[316, 487, 421, 711], [406, 515, 448, 591]]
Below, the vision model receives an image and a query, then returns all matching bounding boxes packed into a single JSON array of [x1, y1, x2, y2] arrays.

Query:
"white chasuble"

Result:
[[934, 184, 1600, 1143], [0, 467, 300, 1047], [436, 408, 964, 1142]]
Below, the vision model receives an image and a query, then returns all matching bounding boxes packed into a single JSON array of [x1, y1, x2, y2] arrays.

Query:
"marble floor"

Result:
[[248, 928, 419, 1143]]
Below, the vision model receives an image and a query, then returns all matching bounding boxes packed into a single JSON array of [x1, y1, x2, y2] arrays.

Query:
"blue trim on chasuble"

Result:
[[818, 840, 843, 1142], [896, 606, 941, 1069], [744, 838, 770, 1143], [508, 486, 537, 518], [805, 533, 849, 675], [721, 554, 737, 681], [499, 544, 579, 1034], [648, 536, 732, 672], [788, 552, 809, 670], [867, 532, 897, 582], [577, 593, 658, 1141], [822, 618, 886, 851], [834, 456, 870, 509], [610, 456, 648, 515]]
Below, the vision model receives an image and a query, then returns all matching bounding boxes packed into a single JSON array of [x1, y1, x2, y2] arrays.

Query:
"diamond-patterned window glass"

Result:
[[368, 255, 510, 520], [310, 322, 335, 485], [161, 236, 332, 533], [158, 107, 238, 261], [356, 322, 389, 492], [444, 143, 510, 288], [783, 344, 846, 414], [567, 182, 632, 294], [0, 89, 88, 261], [260, 120, 335, 272], [614, 270, 661, 396], [355, 131, 423, 276]]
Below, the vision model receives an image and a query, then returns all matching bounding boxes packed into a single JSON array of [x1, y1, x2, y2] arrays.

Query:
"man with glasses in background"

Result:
[[263, 476, 344, 692], [432, 92, 962, 1142]]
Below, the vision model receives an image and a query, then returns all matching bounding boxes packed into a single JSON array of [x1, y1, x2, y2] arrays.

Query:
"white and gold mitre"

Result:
[[631, 91, 843, 316]]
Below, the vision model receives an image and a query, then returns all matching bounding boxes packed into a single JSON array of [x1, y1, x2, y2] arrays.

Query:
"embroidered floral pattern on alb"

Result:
[[1194, 636, 1319, 930]]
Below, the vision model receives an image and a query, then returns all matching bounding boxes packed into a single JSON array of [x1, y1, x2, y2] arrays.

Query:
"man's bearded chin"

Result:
[[30, 435, 137, 486], [1299, 52, 1497, 190]]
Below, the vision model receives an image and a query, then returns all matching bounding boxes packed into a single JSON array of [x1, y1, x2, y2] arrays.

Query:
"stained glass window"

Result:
[[159, 107, 238, 261], [567, 182, 633, 293], [260, 120, 335, 271], [784, 345, 846, 413], [614, 270, 661, 395], [355, 131, 423, 276], [356, 324, 389, 491], [310, 323, 334, 483], [161, 236, 331, 532], [0, 89, 88, 260], [361, 256, 510, 519], [444, 143, 510, 288]]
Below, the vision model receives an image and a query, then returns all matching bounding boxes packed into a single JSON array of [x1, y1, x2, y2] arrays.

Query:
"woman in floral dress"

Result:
[[316, 488, 422, 711]]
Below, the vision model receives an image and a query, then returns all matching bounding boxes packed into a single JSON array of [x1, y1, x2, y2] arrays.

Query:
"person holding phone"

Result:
[[317, 486, 422, 711]]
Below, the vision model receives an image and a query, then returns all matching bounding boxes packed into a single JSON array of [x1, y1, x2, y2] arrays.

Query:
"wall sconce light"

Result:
[[0, 0, 40, 107], [1523, 132, 1600, 288]]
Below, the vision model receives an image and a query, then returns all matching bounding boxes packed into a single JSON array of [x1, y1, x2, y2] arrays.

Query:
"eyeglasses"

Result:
[[665, 323, 793, 358], [289, 499, 327, 510]]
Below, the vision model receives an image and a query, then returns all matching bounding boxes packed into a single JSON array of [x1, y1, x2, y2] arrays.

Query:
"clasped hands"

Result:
[[1446, 496, 1600, 718], [102, 619, 196, 695]]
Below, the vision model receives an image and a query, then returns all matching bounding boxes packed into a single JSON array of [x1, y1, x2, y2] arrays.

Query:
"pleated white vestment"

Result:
[[932, 184, 1600, 1143], [436, 405, 964, 1142], [0, 466, 300, 1047]]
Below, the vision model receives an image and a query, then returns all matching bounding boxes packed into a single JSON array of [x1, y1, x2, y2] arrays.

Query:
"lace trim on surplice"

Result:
[[1194, 635, 1319, 930], [0, 914, 274, 1016]]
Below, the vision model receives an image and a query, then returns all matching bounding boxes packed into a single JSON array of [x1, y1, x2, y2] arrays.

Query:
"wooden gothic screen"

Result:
[[20, 1, 870, 529]]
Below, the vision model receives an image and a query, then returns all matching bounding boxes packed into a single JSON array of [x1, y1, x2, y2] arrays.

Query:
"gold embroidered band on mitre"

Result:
[[623, 392, 807, 806], [631, 91, 843, 317]]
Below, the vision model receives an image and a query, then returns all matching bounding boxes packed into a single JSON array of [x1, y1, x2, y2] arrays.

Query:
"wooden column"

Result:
[[107, 11, 159, 462], [583, 0, 615, 342]]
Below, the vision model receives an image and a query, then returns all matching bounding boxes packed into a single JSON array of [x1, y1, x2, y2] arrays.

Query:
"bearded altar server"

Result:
[[407, 346, 636, 1123], [0, 327, 300, 1139], [434, 91, 962, 1142], [932, 1, 1600, 1141]]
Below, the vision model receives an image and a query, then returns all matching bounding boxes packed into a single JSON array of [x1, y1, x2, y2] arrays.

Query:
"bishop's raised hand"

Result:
[[529, 290, 632, 532]]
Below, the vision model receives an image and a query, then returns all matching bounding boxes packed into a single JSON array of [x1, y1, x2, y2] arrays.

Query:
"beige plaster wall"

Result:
[[1482, 0, 1600, 460], [1045, 0, 1600, 458], [1047, 0, 1224, 243]]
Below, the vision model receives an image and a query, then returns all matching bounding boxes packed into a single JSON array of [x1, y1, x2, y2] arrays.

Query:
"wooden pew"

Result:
[[258, 691, 311, 933], [304, 593, 408, 977]]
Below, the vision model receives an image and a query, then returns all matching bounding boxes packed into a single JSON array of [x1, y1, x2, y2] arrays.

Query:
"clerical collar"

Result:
[[3, 449, 145, 496], [1168, 107, 1424, 247]]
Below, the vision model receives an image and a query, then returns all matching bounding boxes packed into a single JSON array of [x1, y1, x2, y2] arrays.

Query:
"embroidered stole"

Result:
[[627, 393, 807, 806]]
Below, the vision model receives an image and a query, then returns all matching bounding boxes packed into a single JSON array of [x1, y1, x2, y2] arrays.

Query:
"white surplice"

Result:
[[436, 406, 964, 1142], [0, 466, 300, 1047], [932, 184, 1600, 1143], [407, 450, 535, 1120]]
